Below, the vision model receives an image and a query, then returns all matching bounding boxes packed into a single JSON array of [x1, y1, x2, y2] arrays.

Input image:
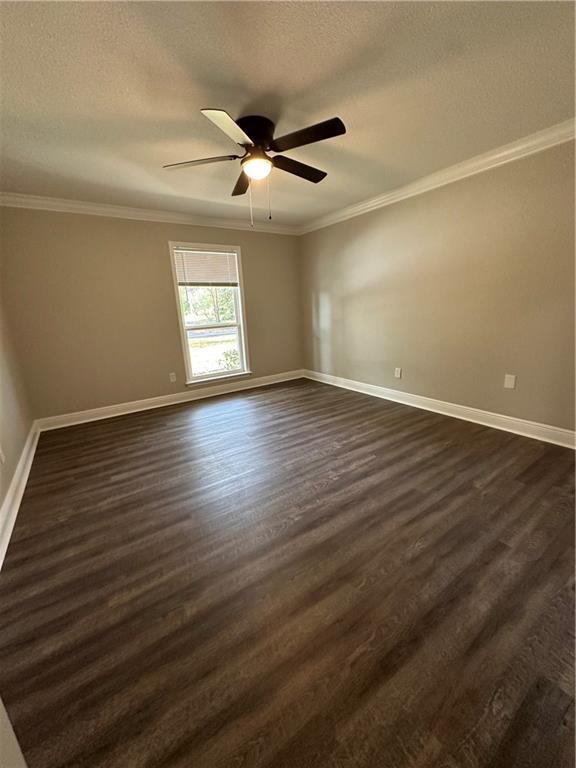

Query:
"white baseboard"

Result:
[[1, 369, 304, 569], [0, 423, 37, 768], [2, 367, 573, 557], [1, 367, 572, 572], [36, 369, 306, 431], [0, 424, 39, 571], [303, 370, 575, 449]]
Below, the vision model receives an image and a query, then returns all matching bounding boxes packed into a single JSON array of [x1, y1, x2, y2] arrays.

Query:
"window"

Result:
[[169, 243, 250, 383]]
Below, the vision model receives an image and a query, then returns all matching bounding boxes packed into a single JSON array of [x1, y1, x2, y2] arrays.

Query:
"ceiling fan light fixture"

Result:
[[242, 156, 272, 180], [164, 109, 346, 196]]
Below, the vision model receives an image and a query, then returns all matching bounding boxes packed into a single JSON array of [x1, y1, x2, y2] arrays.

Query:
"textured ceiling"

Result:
[[0, 2, 574, 226]]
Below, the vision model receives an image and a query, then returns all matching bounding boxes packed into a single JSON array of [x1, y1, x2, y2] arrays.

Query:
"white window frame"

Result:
[[168, 241, 251, 384]]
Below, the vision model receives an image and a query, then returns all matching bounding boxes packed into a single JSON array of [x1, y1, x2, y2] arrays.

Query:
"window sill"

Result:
[[185, 370, 252, 386]]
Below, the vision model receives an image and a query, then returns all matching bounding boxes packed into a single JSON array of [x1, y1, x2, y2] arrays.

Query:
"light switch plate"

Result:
[[504, 373, 516, 390], [394, 367, 402, 379]]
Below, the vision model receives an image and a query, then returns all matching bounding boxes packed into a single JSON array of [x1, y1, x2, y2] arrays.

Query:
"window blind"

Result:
[[174, 249, 239, 286]]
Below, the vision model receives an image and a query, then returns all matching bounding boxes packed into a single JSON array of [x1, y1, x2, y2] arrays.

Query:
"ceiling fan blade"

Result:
[[163, 154, 240, 169], [231, 171, 249, 196], [201, 109, 254, 147], [270, 117, 345, 153], [272, 155, 326, 183]]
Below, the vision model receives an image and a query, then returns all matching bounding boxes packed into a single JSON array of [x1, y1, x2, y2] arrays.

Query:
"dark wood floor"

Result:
[[0, 379, 573, 768]]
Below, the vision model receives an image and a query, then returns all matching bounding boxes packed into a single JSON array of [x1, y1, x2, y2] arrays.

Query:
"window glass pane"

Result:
[[187, 326, 242, 377], [179, 286, 238, 326]]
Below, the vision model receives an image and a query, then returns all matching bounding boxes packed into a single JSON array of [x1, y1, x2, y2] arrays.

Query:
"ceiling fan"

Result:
[[163, 109, 346, 196]]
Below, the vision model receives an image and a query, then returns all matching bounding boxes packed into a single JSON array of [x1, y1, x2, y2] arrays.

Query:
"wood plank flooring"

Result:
[[0, 379, 573, 768]]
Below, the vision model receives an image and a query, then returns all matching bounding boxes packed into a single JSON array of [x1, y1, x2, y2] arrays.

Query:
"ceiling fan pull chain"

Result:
[[267, 175, 272, 220], [248, 180, 254, 227]]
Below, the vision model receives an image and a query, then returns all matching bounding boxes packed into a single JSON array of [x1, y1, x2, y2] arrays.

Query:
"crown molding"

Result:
[[0, 192, 299, 236], [297, 119, 575, 235], [1, 120, 573, 237]]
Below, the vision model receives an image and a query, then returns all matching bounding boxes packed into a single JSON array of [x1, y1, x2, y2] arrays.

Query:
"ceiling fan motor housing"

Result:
[[236, 115, 276, 149]]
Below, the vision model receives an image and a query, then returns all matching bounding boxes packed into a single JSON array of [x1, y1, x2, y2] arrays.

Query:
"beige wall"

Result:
[[0, 696, 26, 768], [0, 209, 302, 417], [1, 143, 573, 432], [0, 251, 33, 508], [300, 142, 575, 430]]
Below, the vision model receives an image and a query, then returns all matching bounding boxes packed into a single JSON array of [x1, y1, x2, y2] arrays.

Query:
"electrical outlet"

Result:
[[394, 367, 402, 379], [504, 373, 516, 390], [169, 372, 177, 383], [0, 445, 5, 465]]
